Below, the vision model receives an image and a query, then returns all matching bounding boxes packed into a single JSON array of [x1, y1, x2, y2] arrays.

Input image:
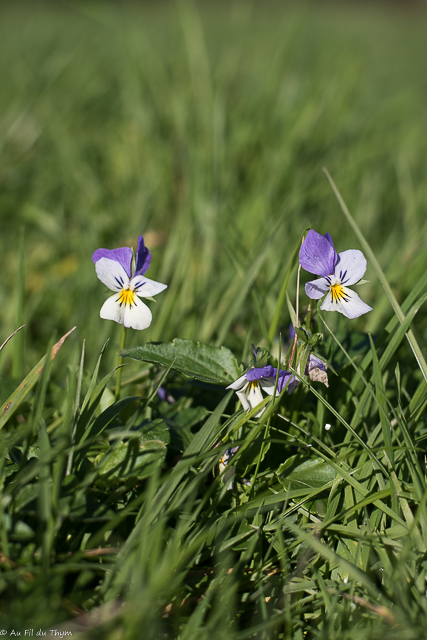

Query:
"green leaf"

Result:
[[138, 418, 171, 444], [278, 457, 337, 489], [121, 338, 241, 385], [295, 327, 311, 343], [96, 419, 170, 482]]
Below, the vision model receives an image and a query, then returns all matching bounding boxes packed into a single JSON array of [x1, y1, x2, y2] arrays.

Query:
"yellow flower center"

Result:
[[246, 381, 259, 394], [118, 288, 136, 307], [330, 283, 348, 304]]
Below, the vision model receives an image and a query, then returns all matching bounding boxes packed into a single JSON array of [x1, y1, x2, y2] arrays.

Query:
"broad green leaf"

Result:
[[278, 457, 336, 489], [121, 338, 241, 384], [96, 420, 170, 482]]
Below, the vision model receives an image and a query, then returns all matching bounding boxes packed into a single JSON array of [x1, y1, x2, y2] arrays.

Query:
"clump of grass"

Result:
[[1, 1, 427, 638]]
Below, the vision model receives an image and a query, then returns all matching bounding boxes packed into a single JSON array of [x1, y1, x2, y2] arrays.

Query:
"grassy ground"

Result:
[[1, 1, 427, 638]]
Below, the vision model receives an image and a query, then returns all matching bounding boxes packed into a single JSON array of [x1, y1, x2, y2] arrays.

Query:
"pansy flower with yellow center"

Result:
[[92, 235, 167, 330], [299, 230, 372, 319], [227, 366, 295, 417]]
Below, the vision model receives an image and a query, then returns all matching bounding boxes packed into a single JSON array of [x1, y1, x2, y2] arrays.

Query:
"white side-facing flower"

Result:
[[227, 366, 295, 417]]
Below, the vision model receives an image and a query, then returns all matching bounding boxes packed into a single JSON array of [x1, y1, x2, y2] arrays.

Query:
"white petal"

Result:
[[259, 378, 277, 396], [122, 297, 153, 330], [96, 258, 130, 292], [131, 275, 168, 298], [305, 277, 329, 300], [334, 250, 367, 286], [100, 293, 125, 325], [320, 287, 372, 319], [246, 383, 264, 411], [236, 390, 250, 411], [226, 375, 248, 391]]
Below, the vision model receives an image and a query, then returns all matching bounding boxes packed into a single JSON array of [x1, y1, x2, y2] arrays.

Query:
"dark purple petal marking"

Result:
[[114, 275, 125, 290], [339, 269, 349, 284], [324, 233, 335, 250], [299, 230, 338, 277], [246, 365, 276, 381], [92, 247, 133, 279], [133, 235, 152, 277]]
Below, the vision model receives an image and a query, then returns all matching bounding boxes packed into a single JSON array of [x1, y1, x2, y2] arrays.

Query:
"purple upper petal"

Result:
[[276, 370, 296, 394], [247, 366, 296, 395], [308, 354, 327, 371], [133, 235, 152, 277], [299, 230, 338, 277], [324, 233, 335, 250], [246, 365, 275, 381], [92, 246, 133, 279]]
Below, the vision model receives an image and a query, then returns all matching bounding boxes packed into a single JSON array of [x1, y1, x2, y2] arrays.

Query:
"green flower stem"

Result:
[[250, 336, 282, 498], [115, 324, 127, 401], [287, 256, 302, 369]]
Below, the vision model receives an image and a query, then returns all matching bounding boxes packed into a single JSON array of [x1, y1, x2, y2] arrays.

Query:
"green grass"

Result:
[[1, 1, 427, 638]]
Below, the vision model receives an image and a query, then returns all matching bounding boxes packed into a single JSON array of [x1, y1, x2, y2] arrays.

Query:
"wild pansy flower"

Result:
[[92, 235, 167, 330], [227, 366, 295, 417], [219, 446, 240, 475], [218, 446, 251, 490], [306, 354, 328, 387], [299, 230, 372, 319]]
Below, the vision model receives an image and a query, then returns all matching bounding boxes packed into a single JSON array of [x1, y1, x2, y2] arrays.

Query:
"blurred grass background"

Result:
[[2, 2, 427, 637], [0, 0, 427, 373]]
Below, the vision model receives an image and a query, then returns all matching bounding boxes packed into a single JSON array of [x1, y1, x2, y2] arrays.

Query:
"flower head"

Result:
[[227, 365, 295, 417], [92, 235, 167, 330], [219, 446, 240, 474], [299, 230, 372, 319], [306, 354, 329, 387]]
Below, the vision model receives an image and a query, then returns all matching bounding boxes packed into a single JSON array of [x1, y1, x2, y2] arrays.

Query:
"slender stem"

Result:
[[288, 259, 302, 368], [115, 325, 127, 401], [250, 335, 282, 497]]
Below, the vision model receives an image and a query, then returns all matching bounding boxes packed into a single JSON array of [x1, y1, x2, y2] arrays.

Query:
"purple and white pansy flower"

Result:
[[227, 366, 296, 417], [299, 230, 372, 319], [92, 235, 167, 331]]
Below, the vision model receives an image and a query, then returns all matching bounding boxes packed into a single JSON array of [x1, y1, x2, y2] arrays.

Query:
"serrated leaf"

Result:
[[137, 418, 171, 445], [96, 438, 166, 481], [121, 338, 241, 384], [278, 457, 336, 489], [96, 419, 170, 482]]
